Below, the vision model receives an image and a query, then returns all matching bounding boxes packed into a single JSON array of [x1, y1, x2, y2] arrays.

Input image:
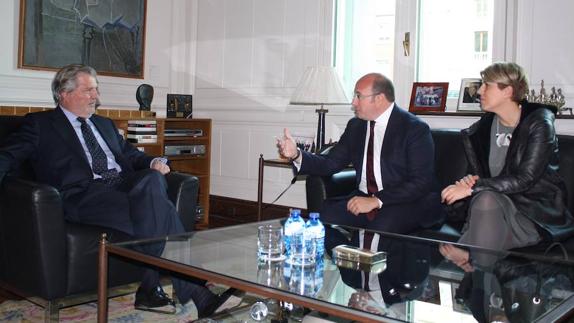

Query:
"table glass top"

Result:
[[111, 219, 574, 322]]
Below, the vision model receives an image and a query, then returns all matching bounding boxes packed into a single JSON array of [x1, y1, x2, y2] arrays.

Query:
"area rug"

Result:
[[0, 285, 198, 323]]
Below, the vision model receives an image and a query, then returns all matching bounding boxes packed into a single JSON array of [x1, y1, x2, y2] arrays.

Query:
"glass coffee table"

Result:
[[97, 220, 574, 322]]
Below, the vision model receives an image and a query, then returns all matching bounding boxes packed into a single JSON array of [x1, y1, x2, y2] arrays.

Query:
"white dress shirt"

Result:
[[358, 103, 394, 195]]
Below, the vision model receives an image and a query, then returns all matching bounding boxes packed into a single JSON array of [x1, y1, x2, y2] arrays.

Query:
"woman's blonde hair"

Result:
[[480, 62, 528, 103]]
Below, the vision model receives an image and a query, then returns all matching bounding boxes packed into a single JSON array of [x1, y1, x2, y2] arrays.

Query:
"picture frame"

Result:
[[457, 78, 483, 112], [167, 94, 193, 118], [18, 0, 147, 79], [408, 82, 449, 112]]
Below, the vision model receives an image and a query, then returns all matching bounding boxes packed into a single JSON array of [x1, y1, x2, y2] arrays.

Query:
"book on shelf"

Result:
[[127, 131, 157, 136], [128, 120, 157, 126], [127, 126, 157, 132], [128, 138, 158, 144], [127, 134, 158, 140]]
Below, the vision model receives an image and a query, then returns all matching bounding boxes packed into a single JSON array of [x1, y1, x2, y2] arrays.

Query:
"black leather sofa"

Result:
[[0, 115, 199, 321], [306, 129, 574, 257]]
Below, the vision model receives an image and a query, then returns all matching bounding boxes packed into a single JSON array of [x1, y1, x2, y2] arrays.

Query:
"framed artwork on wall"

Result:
[[408, 82, 449, 112], [457, 78, 483, 112], [18, 0, 147, 79]]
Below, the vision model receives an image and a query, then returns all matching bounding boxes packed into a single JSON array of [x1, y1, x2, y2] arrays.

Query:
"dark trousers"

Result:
[[62, 169, 200, 304], [321, 192, 443, 237], [322, 193, 439, 297]]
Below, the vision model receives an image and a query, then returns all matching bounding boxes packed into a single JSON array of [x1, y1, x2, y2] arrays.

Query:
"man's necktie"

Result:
[[366, 120, 378, 221], [77, 117, 121, 186], [364, 120, 378, 253]]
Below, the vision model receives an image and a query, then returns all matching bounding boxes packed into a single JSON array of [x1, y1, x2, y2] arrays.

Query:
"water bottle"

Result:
[[306, 212, 325, 258], [283, 209, 304, 258]]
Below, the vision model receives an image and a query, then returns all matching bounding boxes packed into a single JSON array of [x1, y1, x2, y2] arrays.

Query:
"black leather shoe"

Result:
[[134, 285, 177, 314], [197, 288, 237, 318], [454, 272, 473, 305]]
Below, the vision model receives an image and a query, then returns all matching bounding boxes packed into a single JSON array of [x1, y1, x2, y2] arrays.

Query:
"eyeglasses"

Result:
[[353, 92, 381, 100]]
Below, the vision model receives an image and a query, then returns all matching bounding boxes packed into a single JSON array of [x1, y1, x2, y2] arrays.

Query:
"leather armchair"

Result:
[[0, 116, 199, 321]]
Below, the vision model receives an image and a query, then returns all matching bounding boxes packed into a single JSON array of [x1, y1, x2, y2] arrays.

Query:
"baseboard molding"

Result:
[[209, 195, 307, 228]]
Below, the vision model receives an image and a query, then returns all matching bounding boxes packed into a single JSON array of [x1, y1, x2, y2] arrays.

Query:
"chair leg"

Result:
[[44, 301, 59, 323]]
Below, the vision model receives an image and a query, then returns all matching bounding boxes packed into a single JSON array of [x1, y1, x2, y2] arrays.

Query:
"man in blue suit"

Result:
[[278, 73, 443, 242], [0, 64, 232, 317]]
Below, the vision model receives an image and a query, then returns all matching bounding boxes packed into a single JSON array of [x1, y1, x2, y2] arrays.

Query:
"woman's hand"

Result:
[[439, 243, 474, 272], [441, 182, 473, 205], [458, 174, 479, 188]]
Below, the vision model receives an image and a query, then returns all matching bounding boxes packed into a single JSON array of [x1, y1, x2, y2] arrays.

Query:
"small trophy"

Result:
[[526, 80, 571, 115]]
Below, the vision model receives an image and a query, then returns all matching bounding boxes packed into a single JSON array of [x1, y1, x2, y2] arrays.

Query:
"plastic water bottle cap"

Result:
[[309, 212, 320, 220], [291, 209, 301, 217]]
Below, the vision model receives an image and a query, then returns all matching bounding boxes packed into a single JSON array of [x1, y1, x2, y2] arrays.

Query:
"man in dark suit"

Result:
[[0, 64, 232, 317], [278, 72, 443, 243]]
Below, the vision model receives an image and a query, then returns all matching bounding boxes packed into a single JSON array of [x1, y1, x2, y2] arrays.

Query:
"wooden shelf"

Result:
[[414, 110, 574, 119]]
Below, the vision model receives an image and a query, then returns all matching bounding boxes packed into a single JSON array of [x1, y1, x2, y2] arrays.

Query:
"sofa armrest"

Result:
[[306, 169, 356, 212], [0, 176, 67, 299], [165, 171, 199, 232]]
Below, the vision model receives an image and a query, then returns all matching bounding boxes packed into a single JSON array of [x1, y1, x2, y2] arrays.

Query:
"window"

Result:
[[475, 31, 488, 52], [416, 0, 494, 98], [475, 0, 488, 17], [334, 0, 501, 109], [333, 0, 396, 96]]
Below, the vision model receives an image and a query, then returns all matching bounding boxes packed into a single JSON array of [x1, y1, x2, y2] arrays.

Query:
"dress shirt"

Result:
[[358, 103, 394, 196], [60, 106, 122, 179]]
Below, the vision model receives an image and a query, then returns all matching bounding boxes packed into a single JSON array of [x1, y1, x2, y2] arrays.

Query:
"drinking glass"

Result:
[[257, 225, 285, 261]]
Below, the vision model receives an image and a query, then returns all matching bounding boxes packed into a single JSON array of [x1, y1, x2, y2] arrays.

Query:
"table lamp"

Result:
[[290, 66, 349, 152]]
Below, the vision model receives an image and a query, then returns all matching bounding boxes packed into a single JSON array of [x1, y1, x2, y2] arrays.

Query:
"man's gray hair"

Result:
[[51, 64, 98, 104]]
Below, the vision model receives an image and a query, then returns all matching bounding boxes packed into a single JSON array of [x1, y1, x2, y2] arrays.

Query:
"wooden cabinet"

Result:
[[163, 118, 212, 229], [112, 117, 212, 229]]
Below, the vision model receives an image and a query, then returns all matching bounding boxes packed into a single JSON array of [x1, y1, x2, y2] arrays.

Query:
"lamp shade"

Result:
[[290, 66, 348, 105]]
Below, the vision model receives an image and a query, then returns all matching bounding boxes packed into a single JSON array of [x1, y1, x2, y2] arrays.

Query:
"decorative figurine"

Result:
[[526, 80, 570, 114]]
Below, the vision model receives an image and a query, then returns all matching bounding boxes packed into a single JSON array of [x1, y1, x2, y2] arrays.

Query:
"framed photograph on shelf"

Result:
[[409, 82, 449, 112], [457, 78, 482, 112]]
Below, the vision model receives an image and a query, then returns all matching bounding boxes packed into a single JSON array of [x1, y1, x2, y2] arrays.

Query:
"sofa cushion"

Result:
[[558, 135, 574, 216], [66, 223, 141, 295], [431, 129, 468, 190], [0, 116, 34, 180]]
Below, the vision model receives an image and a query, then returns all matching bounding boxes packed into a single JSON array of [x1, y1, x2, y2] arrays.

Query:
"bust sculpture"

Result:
[[136, 84, 154, 111]]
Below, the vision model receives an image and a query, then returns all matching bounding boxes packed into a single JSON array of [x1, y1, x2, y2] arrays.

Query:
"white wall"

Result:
[[2, 0, 574, 211], [514, 0, 574, 106], [193, 0, 343, 208]]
